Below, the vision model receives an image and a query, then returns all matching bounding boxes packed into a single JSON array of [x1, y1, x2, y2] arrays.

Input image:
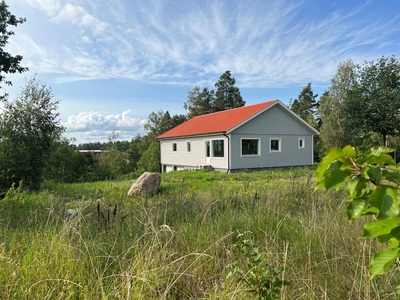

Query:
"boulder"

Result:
[[128, 172, 161, 196]]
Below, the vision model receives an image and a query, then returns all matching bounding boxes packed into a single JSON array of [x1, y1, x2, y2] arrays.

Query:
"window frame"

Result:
[[212, 139, 224, 158], [269, 138, 281, 153], [186, 140, 191, 153], [172, 142, 177, 152], [298, 138, 305, 149], [241, 138, 261, 157]]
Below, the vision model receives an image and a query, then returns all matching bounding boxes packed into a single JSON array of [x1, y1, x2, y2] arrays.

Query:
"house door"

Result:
[[205, 140, 211, 164]]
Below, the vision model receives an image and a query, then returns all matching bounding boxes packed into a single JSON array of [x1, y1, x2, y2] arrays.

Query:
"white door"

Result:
[[205, 140, 211, 164]]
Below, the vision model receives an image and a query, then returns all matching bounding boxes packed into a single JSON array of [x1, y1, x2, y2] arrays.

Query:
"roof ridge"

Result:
[[192, 100, 277, 119]]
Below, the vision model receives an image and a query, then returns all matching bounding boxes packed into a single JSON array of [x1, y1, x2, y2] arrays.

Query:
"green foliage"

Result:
[[184, 86, 214, 118], [97, 149, 128, 180], [227, 231, 290, 299], [0, 0, 28, 100], [213, 70, 245, 112], [0, 77, 64, 191], [137, 141, 160, 173], [290, 82, 318, 122], [45, 144, 90, 183], [315, 145, 400, 278], [144, 110, 186, 139], [343, 56, 400, 146], [319, 59, 357, 151], [184, 70, 245, 118]]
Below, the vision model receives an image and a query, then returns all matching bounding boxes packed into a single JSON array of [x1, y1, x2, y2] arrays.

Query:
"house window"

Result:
[[172, 142, 177, 152], [299, 138, 305, 149], [270, 138, 281, 152], [187, 141, 191, 153], [241, 139, 260, 156], [212, 140, 224, 157]]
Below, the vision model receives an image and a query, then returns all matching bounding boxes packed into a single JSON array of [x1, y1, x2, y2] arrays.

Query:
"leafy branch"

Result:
[[315, 145, 400, 278]]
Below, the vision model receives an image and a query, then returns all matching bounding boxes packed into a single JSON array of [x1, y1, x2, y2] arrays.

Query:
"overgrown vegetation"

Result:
[[0, 168, 398, 299]]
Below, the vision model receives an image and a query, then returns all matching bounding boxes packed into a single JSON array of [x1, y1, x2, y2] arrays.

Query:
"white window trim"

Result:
[[240, 138, 261, 157], [186, 140, 191, 153], [172, 142, 177, 153], [298, 138, 305, 149], [270, 138, 281, 153]]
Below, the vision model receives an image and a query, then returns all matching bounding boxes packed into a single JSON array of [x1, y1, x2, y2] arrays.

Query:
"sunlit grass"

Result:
[[0, 168, 398, 299]]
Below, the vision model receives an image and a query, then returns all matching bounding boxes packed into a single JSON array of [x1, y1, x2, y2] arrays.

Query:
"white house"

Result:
[[156, 100, 320, 173]]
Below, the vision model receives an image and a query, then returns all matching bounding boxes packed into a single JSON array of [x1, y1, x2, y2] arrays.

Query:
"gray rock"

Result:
[[128, 172, 161, 196], [66, 209, 79, 218]]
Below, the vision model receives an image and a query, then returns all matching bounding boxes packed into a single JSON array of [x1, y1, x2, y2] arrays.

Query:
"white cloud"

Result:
[[54, 3, 108, 35], [63, 110, 146, 132], [17, 0, 400, 88], [82, 36, 92, 43], [26, 0, 61, 15]]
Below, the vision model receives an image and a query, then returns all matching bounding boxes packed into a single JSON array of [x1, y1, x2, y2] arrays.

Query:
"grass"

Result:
[[0, 168, 399, 299]]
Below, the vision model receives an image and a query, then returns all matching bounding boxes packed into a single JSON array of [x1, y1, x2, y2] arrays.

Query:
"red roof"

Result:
[[157, 100, 277, 139]]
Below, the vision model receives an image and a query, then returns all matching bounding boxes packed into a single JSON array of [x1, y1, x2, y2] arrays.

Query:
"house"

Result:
[[156, 100, 320, 173]]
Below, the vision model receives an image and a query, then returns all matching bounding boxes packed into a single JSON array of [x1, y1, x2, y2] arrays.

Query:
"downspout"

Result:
[[223, 132, 230, 173]]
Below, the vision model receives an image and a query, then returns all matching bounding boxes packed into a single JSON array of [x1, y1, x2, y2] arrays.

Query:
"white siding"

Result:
[[159, 134, 229, 171]]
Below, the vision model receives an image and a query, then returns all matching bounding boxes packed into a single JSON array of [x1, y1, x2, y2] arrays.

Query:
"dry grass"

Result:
[[0, 169, 398, 299]]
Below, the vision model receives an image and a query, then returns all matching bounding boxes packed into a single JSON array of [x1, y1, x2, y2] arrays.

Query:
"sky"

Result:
[[3, 0, 400, 144]]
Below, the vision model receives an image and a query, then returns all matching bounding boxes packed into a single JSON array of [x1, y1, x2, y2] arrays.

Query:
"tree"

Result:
[[0, 0, 28, 100], [0, 77, 64, 190], [213, 70, 245, 112], [184, 86, 214, 118], [319, 60, 357, 151], [291, 82, 318, 122], [144, 110, 186, 139], [343, 56, 400, 146], [137, 141, 160, 173]]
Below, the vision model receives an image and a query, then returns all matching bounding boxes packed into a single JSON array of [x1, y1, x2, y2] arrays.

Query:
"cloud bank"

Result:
[[62, 110, 146, 143]]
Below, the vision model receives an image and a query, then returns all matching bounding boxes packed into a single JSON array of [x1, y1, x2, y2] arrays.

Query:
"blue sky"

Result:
[[4, 0, 400, 143]]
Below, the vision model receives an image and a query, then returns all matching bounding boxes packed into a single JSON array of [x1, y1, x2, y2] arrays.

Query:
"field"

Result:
[[0, 168, 398, 299]]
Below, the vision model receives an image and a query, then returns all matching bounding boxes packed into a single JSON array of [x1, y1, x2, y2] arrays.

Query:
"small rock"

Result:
[[66, 209, 79, 218]]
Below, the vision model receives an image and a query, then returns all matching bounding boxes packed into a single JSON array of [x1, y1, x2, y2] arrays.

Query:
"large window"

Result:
[[212, 140, 224, 157], [241, 139, 260, 156], [270, 138, 281, 152]]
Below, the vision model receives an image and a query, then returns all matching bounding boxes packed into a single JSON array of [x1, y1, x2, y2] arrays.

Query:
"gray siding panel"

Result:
[[230, 134, 313, 169], [230, 105, 314, 169], [234, 105, 312, 135]]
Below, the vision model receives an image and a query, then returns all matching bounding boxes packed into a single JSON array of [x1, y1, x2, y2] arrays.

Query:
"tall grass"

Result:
[[0, 168, 398, 299]]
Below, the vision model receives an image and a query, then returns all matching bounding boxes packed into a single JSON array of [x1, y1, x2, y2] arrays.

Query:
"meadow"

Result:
[[0, 168, 398, 299]]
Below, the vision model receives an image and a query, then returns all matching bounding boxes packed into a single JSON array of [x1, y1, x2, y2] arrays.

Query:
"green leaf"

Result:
[[323, 169, 351, 190], [383, 170, 400, 186], [346, 177, 371, 199], [370, 248, 400, 278], [346, 197, 368, 221], [369, 188, 399, 219], [367, 147, 394, 157], [362, 217, 400, 237], [342, 145, 356, 158], [367, 166, 382, 183], [377, 226, 400, 247], [367, 154, 395, 166], [315, 148, 343, 180]]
